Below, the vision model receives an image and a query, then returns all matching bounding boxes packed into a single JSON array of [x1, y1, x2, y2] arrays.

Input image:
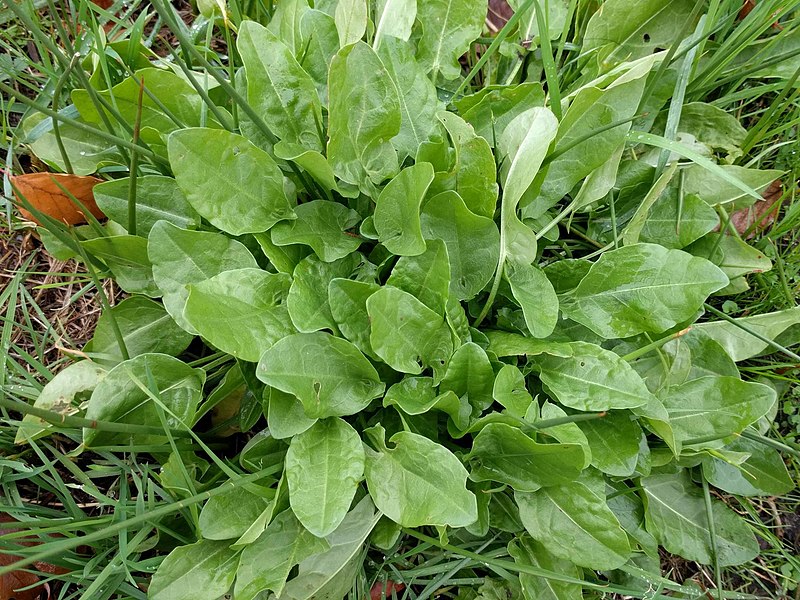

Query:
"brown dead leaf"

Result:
[[738, 0, 783, 29], [728, 179, 783, 238], [0, 515, 69, 600], [11, 173, 105, 226], [739, 0, 757, 19], [487, 0, 513, 33]]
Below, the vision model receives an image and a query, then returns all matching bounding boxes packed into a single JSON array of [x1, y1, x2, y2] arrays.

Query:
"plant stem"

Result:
[[622, 327, 692, 362], [701, 474, 724, 600], [127, 75, 145, 236], [702, 303, 800, 363], [0, 397, 186, 437], [741, 429, 800, 458]]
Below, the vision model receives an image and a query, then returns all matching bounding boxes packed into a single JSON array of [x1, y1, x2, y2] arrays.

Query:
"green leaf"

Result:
[[657, 376, 776, 445], [15, 361, 106, 444], [274, 141, 340, 193], [376, 36, 441, 160], [373, 0, 416, 48], [508, 0, 569, 42], [374, 162, 434, 256], [286, 418, 365, 537], [20, 112, 119, 176], [659, 102, 748, 157], [148, 221, 258, 334], [632, 328, 739, 391], [702, 437, 794, 497], [334, 0, 367, 46], [288, 253, 361, 333], [257, 332, 384, 418], [416, 0, 486, 80], [238, 20, 323, 151], [268, 0, 310, 54], [266, 387, 317, 439], [456, 83, 546, 145], [683, 165, 783, 208], [583, 0, 698, 68], [694, 306, 800, 361], [532, 341, 653, 411], [255, 230, 311, 275], [509, 536, 583, 600], [438, 112, 499, 219], [538, 402, 592, 469], [492, 364, 533, 418], [93, 176, 200, 236], [383, 377, 471, 430], [516, 471, 631, 570], [87, 296, 193, 363], [184, 268, 294, 362], [561, 243, 729, 339], [687, 233, 772, 280], [366, 286, 453, 375], [328, 278, 380, 357], [239, 429, 288, 473], [499, 107, 559, 265], [578, 412, 643, 477], [638, 191, 719, 250], [527, 71, 650, 214], [84, 353, 205, 446], [683, 165, 783, 209], [168, 128, 295, 235], [642, 471, 759, 566], [328, 42, 400, 194], [279, 497, 380, 600], [386, 238, 450, 314], [606, 480, 659, 558], [73, 67, 215, 133], [82, 235, 158, 297], [364, 424, 477, 527], [486, 331, 572, 358], [270, 200, 361, 262], [420, 191, 500, 301], [234, 510, 329, 600], [440, 342, 495, 413], [506, 262, 559, 339], [199, 484, 273, 540], [298, 9, 339, 103], [469, 423, 585, 491], [149, 539, 239, 600], [631, 132, 765, 203]]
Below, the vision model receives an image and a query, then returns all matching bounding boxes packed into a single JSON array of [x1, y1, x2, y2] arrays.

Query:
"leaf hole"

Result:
[[580, 361, 585, 367], [643, 33, 651, 43], [458, 276, 468, 288], [233, 146, 241, 155]]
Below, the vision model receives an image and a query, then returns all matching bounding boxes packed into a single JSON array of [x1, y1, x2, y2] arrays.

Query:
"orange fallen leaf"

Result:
[[370, 580, 405, 600], [11, 173, 105, 226], [0, 515, 70, 600]]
